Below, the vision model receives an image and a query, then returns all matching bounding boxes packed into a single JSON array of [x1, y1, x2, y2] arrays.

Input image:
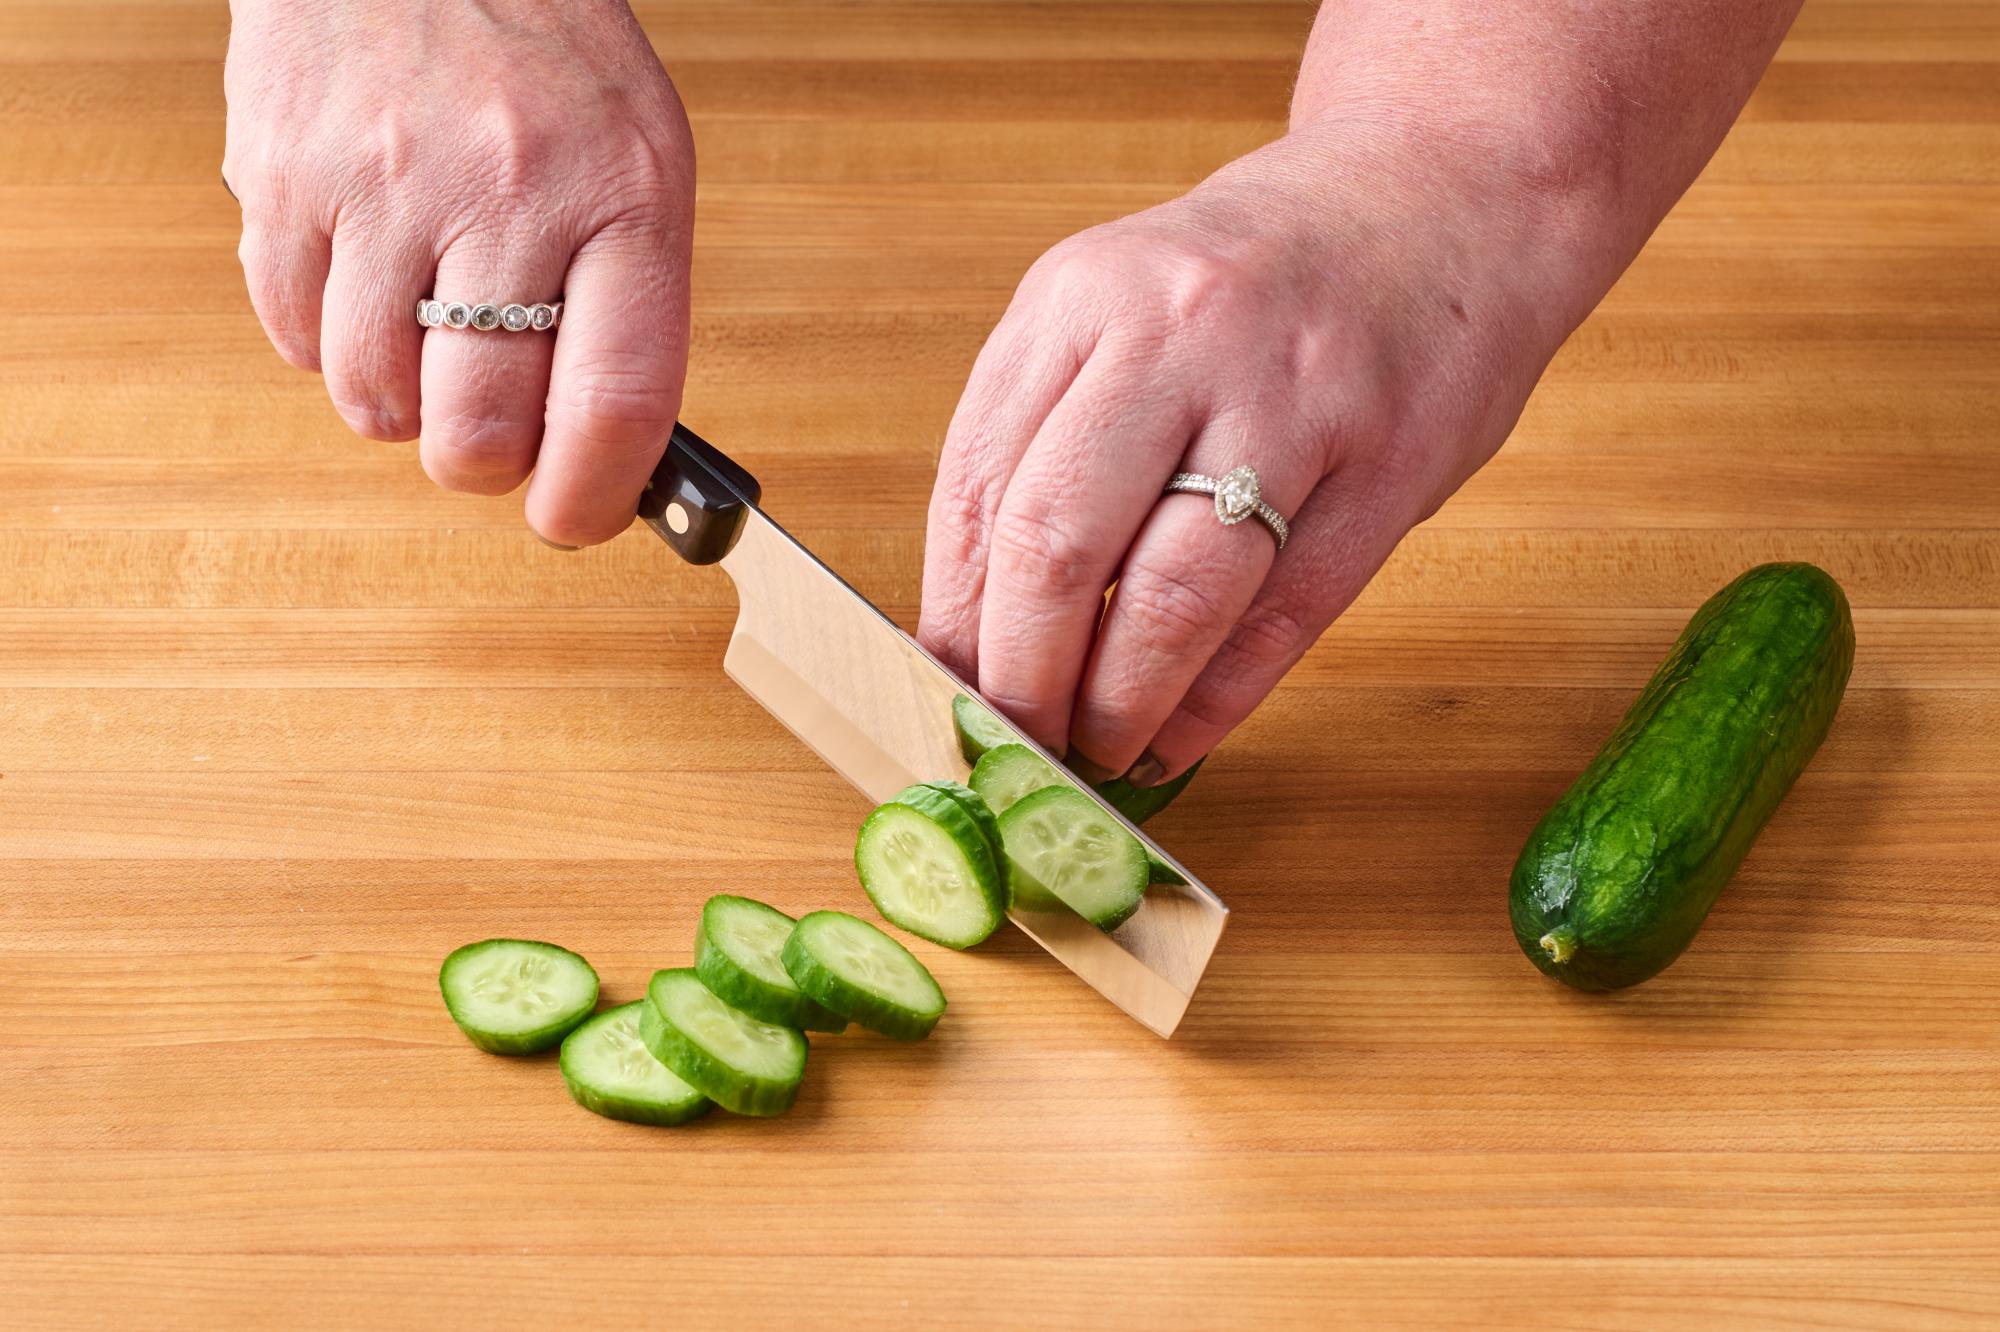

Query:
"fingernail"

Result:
[[1123, 751, 1167, 789], [1064, 749, 1118, 785], [535, 533, 579, 552]]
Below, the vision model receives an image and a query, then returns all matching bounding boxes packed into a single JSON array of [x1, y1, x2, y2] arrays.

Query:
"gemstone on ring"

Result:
[[1162, 466, 1288, 550], [442, 302, 472, 329], [529, 303, 556, 331], [422, 300, 445, 327], [501, 303, 532, 332], [470, 303, 501, 331], [1214, 466, 1262, 525]]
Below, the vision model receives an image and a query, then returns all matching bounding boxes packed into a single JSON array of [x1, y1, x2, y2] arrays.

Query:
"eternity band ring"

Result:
[[1163, 465, 1290, 551], [417, 299, 563, 333]]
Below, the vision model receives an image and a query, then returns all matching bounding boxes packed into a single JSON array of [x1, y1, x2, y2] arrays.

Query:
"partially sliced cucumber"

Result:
[[642, 969, 807, 1117], [998, 785, 1149, 930], [854, 786, 1006, 949], [1146, 850, 1188, 886], [439, 938, 599, 1054], [560, 1002, 712, 1126], [968, 742, 1065, 815], [782, 910, 946, 1041], [1097, 758, 1203, 825], [951, 693, 1015, 763], [696, 895, 848, 1032]]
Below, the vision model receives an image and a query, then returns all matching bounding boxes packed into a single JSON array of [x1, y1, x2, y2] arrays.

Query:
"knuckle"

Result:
[[1117, 556, 1231, 654], [1225, 599, 1318, 671], [1285, 321, 1348, 387], [927, 460, 998, 550], [986, 504, 1102, 599], [331, 389, 417, 443], [466, 106, 555, 201], [554, 361, 679, 451], [1162, 247, 1249, 324], [597, 134, 691, 212], [262, 319, 320, 372], [530, 485, 644, 547], [1168, 676, 1245, 738], [424, 408, 540, 465]]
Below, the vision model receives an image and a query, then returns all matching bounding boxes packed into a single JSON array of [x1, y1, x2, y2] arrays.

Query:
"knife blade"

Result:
[[639, 423, 1227, 1036]]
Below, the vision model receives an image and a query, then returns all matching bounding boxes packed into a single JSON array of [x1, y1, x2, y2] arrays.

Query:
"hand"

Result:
[[223, 0, 693, 546], [919, 121, 1593, 785]]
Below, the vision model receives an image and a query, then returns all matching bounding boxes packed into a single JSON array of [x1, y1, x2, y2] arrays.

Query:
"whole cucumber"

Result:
[[1509, 562, 1855, 990]]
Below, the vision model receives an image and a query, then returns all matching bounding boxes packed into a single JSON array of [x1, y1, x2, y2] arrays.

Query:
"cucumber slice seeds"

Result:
[[782, 910, 946, 1041], [439, 938, 599, 1054], [855, 785, 1007, 949], [951, 692, 1015, 762], [643, 968, 807, 1117], [697, 895, 848, 1032], [560, 1002, 712, 1126], [998, 785, 1149, 929], [968, 742, 1064, 816]]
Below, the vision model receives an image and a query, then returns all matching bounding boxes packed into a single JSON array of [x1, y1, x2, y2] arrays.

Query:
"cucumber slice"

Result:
[[438, 938, 599, 1054], [642, 969, 807, 1117], [951, 693, 1015, 763], [559, 1002, 712, 1126], [997, 785, 1149, 930], [696, 894, 847, 1032], [854, 786, 1007, 949], [971, 742, 1202, 826], [968, 742, 1064, 815], [910, 779, 1004, 866], [1146, 850, 1188, 886], [782, 910, 947, 1041]]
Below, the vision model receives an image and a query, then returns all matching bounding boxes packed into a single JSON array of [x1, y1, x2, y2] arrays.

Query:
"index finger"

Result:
[[525, 216, 691, 548]]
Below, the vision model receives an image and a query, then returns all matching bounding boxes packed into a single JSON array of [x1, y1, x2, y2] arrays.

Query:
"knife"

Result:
[[639, 423, 1228, 1036]]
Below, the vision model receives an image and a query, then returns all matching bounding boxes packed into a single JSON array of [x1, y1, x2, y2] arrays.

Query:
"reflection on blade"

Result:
[[716, 510, 1227, 1037]]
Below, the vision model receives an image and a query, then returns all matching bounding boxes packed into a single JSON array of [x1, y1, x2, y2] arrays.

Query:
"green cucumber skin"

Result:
[[562, 1076, 711, 1127], [912, 780, 1004, 863], [559, 1004, 713, 1127], [951, 693, 1014, 763], [641, 974, 805, 1118], [781, 913, 944, 1041], [1097, 758, 1202, 825], [694, 899, 848, 1033], [1510, 563, 1855, 991]]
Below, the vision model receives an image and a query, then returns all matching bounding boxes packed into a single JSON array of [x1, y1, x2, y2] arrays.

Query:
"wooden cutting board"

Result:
[[1, 2, 1995, 1326]]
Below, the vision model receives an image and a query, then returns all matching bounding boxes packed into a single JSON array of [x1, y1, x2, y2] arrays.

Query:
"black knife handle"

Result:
[[639, 423, 762, 565]]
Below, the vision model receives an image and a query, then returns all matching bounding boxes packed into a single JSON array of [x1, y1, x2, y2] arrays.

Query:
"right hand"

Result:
[[223, 0, 695, 546]]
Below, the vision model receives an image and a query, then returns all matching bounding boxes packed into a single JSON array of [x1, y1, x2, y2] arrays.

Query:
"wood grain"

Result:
[[1, 1, 1996, 1327]]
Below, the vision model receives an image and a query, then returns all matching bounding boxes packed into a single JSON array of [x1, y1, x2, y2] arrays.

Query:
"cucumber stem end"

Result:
[[1539, 929, 1578, 965]]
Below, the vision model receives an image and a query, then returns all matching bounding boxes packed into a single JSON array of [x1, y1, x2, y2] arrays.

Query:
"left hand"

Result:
[[918, 121, 1591, 786]]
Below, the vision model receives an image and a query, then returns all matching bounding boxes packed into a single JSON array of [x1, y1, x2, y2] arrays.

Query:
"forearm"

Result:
[[1288, 0, 1801, 326]]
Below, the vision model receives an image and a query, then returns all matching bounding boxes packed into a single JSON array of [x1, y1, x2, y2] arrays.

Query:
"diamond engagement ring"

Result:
[[417, 299, 562, 333], [1162, 465, 1289, 550]]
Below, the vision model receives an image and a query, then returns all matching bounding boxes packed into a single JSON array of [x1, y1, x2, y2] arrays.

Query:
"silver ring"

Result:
[[1163, 465, 1289, 550], [418, 299, 561, 332]]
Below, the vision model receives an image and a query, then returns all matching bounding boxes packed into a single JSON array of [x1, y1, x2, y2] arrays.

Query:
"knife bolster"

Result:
[[640, 423, 763, 565]]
